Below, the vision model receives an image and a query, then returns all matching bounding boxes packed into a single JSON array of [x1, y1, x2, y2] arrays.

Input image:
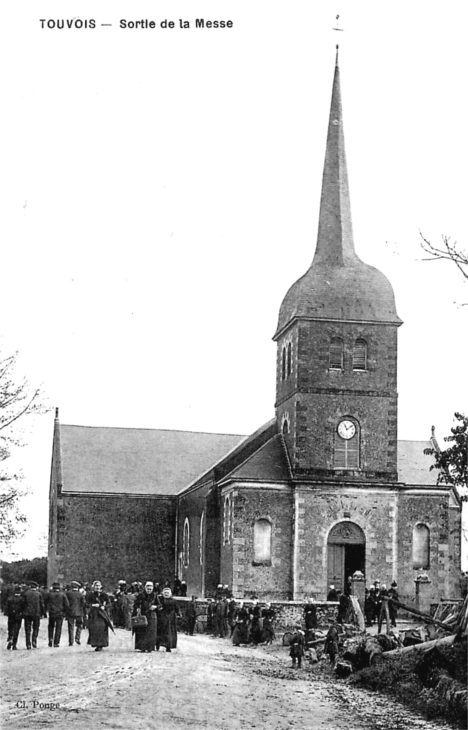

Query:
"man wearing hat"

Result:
[[46, 582, 69, 647], [6, 584, 23, 650], [66, 581, 86, 645], [22, 582, 45, 649]]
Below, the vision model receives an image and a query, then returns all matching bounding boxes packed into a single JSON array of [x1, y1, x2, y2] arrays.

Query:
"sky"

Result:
[[1, 1, 467, 560]]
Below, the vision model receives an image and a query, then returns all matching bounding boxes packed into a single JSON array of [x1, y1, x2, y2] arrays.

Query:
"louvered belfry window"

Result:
[[353, 338, 367, 371], [329, 337, 344, 369]]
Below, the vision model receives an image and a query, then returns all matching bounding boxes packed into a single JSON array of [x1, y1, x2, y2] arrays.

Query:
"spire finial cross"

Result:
[[333, 14, 343, 32], [333, 14, 343, 63]]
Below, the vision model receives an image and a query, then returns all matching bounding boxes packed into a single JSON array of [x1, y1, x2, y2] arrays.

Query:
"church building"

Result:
[[48, 53, 463, 604]]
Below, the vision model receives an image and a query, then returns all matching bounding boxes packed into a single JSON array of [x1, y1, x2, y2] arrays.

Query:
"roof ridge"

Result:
[[60, 423, 247, 438]]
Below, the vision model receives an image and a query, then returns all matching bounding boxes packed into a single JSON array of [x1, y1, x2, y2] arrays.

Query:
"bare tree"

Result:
[[420, 233, 468, 290], [0, 349, 48, 545]]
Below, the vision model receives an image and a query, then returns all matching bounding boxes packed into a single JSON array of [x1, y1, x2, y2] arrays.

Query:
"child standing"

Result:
[[289, 626, 305, 668]]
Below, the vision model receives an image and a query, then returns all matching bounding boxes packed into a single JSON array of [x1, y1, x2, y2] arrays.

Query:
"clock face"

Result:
[[338, 420, 356, 440]]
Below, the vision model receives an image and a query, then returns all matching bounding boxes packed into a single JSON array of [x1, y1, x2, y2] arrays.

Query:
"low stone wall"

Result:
[[175, 597, 338, 634]]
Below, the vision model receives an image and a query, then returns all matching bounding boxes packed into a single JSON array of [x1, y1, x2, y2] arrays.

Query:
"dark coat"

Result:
[[289, 631, 305, 659], [133, 591, 159, 652], [22, 589, 45, 618], [66, 589, 86, 619], [157, 597, 180, 649], [6, 594, 23, 618], [86, 591, 110, 648], [304, 604, 317, 630], [46, 590, 70, 618], [232, 607, 250, 645]]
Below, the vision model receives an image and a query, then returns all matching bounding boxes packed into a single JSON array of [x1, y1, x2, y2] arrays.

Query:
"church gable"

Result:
[[220, 434, 292, 484]]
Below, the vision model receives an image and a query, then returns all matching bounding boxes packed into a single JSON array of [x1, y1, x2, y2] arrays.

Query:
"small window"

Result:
[[282, 418, 289, 435], [223, 495, 231, 545], [287, 342, 292, 376], [281, 346, 286, 381], [199, 511, 205, 565], [353, 339, 367, 371], [183, 518, 190, 567], [413, 523, 430, 569], [254, 519, 271, 564], [329, 338, 344, 370]]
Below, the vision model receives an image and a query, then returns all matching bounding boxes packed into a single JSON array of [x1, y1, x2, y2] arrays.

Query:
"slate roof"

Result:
[[178, 419, 278, 494], [57, 423, 441, 497], [58, 424, 245, 496], [221, 434, 291, 483], [397, 441, 439, 486]]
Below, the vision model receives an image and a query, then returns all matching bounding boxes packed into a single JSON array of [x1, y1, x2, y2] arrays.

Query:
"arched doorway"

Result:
[[327, 522, 365, 594]]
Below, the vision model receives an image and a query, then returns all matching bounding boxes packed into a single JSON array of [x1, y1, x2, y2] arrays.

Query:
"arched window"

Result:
[[282, 418, 289, 435], [199, 511, 205, 565], [287, 342, 292, 376], [353, 339, 368, 371], [253, 519, 271, 564], [329, 337, 344, 370], [281, 346, 286, 381], [412, 523, 430, 569], [223, 495, 231, 545], [183, 517, 190, 567], [334, 419, 360, 469]]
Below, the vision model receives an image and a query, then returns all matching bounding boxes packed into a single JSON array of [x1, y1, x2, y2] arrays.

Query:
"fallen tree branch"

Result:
[[382, 634, 456, 658], [390, 599, 455, 632]]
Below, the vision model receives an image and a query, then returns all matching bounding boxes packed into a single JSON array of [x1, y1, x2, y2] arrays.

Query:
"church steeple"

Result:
[[274, 53, 401, 339], [274, 50, 401, 482], [313, 47, 357, 267]]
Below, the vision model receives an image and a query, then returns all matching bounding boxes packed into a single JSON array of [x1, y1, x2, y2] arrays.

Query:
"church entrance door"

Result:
[[327, 522, 365, 594]]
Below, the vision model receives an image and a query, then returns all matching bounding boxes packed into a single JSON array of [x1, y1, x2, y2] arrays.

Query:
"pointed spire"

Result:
[[312, 52, 357, 267]]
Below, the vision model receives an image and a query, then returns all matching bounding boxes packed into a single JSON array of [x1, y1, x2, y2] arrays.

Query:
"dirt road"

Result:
[[1, 617, 452, 730]]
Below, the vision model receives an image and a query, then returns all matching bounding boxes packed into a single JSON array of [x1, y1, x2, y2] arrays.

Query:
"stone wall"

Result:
[[277, 321, 399, 480], [230, 486, 294, 600], [50, 493, 176, 589], [397, 491, 454, 603], [174, 597, 338, 634]]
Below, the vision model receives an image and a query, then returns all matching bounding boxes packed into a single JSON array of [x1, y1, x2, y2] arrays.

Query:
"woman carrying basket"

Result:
[[132, 581, 160, 652]]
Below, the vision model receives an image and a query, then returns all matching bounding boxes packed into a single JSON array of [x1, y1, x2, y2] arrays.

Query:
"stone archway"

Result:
[[327, 521, 365, 594]]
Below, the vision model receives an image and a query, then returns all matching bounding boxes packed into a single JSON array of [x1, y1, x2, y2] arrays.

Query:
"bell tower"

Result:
[[273, 50, 402, 482]]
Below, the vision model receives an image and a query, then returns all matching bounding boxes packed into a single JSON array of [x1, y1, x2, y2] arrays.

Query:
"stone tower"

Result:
[[273, 52, 402, 482]]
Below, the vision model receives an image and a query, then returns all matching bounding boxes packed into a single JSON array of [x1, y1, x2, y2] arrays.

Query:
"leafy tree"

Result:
[[1, 557, 48, 586], [0, 349, 47, 546], [424, 412, 468, 487]]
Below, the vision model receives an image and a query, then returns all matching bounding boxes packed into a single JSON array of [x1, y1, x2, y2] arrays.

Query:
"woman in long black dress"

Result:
[[232, 602, 250, 646], [86, 580, 111, 652], [156, 587, 180, 652], [132, 581, 160, 652]]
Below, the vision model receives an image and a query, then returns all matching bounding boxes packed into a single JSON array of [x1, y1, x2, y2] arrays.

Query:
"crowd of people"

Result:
[[326, 578, 399, 634], [3, 576, 186, 653], [201, 585, 276, 647], [4, 574, 400, 662]]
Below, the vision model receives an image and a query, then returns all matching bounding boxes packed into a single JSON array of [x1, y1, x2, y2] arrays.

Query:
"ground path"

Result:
[[1, 616, 453, 729]]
